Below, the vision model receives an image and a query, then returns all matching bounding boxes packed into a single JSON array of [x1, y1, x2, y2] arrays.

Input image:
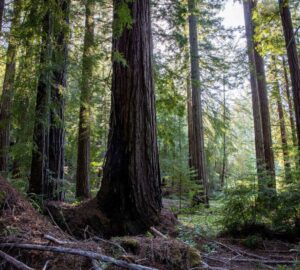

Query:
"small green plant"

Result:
[[241, 235, 263, 249], [221, 175, 271, 235]]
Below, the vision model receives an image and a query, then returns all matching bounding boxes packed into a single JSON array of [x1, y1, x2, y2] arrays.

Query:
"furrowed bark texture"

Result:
[[188, 0, 209, 205], [243, 0, 266, 183], [253, 50, 276, 188], [273, 60, 291, 181], [97, 0, 162, 235], [76, 0, 95, 199], [279, 0, 300, 164], [30, 0, 69, 200], [29, 0, 52, 197], [49, 0, 69, 201]]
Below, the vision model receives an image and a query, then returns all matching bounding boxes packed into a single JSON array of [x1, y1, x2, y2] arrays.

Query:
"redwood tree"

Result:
[[76, 0, 95, 199], [0, 0, 21, 173], [188, 0, 209, 205], [96, 0, 162, 235], [279, 0, 300, 164], [243, 0, 266, 183], [29, 0, 69, 200]]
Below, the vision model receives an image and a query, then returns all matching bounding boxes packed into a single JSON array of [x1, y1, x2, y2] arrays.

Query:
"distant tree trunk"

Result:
[[96, 0, 162, 235], [243, 0, 266, 185], [76, 0, 94, 199], [253, 52, 276, 188], [186, 76, 193, 169], [273, 60, 291, 181], [279, 0, 300, 165], [30, 0, 69, 200], [0, 0, 4, 33], [0, 0, 21, 174], [29, 2, 52, 197], [48, 0, 69, 201], [220, 75, 227, 188], [282, 56, 297, 148], [188, 0, 209, 205], [252, 1, 276, 190]]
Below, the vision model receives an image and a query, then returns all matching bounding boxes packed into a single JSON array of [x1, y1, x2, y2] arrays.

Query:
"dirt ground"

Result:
[[1, 177, 300, 270]]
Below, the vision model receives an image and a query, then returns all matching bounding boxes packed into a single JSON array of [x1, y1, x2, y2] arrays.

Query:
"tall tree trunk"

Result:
[[273, 60, 291, 182], [0, 0, 21, 174], [220, 75, 227, 188], [30, 0, 69, 200], [187, 76, 193, 169], [188, 0, 209, 205], [282, 56, 297, 148], [253, 52, 276, 188], [96, 0, 162, 235], [279, 0, 300, 165], [76, 0, 94, 199], [252, 1, 276, 190], [243, 0, 266, 186], [48, 0, 69, 201], [29, 1, 52, 197], [0, 0, 4, 33]]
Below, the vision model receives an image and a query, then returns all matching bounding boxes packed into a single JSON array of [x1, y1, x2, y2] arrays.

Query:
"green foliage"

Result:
[[113, 0, 133, 37], [272, 183, 300, 234], [241, 235, 263, 249], [221, 176, 270, 234]]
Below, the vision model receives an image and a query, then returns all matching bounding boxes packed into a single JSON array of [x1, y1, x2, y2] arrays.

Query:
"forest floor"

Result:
[[1, 178, 300, 270]]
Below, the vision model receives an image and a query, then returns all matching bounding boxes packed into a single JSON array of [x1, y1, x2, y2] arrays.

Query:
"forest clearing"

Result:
[[1, 0, 300, 269]]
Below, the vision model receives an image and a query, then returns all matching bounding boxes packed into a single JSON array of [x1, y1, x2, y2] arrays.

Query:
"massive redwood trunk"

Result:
[[29, 0, 69, 200], [0, 0, 21, 173], [188, 0, 209, 205], [243, 0, 266, 184], [48, 0, 69, 201], [29, 2, 52, 197], [279, 0, 300, 164], [76, 0, 94, 199], [96, 0, 162, 235]]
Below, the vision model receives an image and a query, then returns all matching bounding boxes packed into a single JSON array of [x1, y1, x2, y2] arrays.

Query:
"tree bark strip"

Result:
[[188, 0, 209, 205], [97, 0, 162, 235], [76, 0, 95, 199], [243, 0, 266, 184], [48, 0, 70, 201], [282, 56, 297, 148], [279, 0, 300, 165]]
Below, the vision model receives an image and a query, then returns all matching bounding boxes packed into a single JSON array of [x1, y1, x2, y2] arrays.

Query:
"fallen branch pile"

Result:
[[0, 239, 159, 270]]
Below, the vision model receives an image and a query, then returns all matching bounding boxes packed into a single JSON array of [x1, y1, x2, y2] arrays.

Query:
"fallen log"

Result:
[[229, 257, 300, 265], [0, 243, 158, 270], [0, 250, 34, 270]]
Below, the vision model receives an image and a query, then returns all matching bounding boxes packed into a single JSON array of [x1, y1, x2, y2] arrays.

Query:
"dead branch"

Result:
[[149, 227, 168, 239], [199, 261, 229, 270], [0, 250, 34, 270], [44, 234, 74, 245], [92, 236, 127, 254], [0, 243, 158, 270], [228, 257, 300, 265]]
